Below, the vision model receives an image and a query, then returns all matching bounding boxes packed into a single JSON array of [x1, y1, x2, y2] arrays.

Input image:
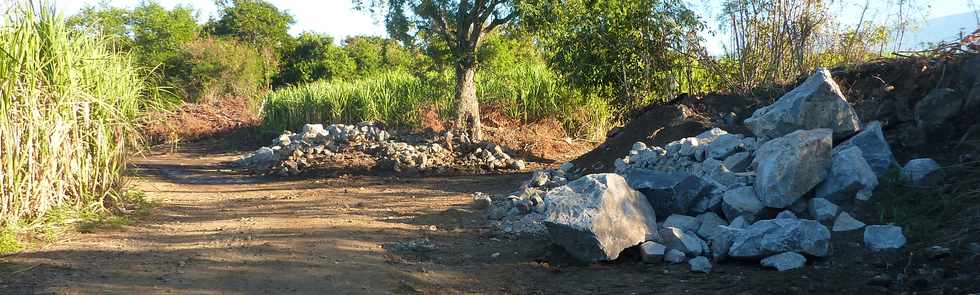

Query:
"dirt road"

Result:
[[0, 144, 949, 294]]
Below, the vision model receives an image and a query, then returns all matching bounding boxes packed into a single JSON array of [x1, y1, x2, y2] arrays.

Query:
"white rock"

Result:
[[632, 142, 648, 151], [808, 198, 839, 222], [721, 186, 764, 222], [696, 212, 729, 241], [832, 212, 865, 232], [696, 128, 728, 144], [660, 227, 704, 257], [744, 68, 861, 140], [663, 214, 700, 233], [708, 134, 745, 160], [864, 225, 906, 252], [753, 129, 833, 208], [815, 146, 879, 202], [543, 174, 660, 262], [688, 256, 712, 273], [640, 241, 667, 263], [729, 218, 831, 258], [833, 121, 898, 175], [901, 158, 944, 187], [761, 252, 807, 271], [664, 249, 687, 264]]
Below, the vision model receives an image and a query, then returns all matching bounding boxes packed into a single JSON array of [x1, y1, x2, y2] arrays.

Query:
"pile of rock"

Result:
[[234, 122, 526, 175], [488, 68, 942, 271]]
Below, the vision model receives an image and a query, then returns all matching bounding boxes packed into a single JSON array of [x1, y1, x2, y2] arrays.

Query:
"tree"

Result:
[[275, 32, 356, 86], [209, 0, 294, 50], [130, 2, 200, 69], [354, 0, 517, 141], [521, 0, 703, 108], [344, 36, 413, 76], [67, 4, 133, 50]]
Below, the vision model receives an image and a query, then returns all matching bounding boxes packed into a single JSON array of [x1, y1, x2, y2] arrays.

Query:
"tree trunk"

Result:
[[453, 62, 481, 142]]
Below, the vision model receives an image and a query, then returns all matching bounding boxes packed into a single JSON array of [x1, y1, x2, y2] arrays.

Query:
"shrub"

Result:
[[167, 37, 268, 103], [0, 3, 145, 224]]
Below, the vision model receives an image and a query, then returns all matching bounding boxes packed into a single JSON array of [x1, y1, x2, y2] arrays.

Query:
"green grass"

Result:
[[0, 2, 149, 231], [263, 63, 615, 140], [0, 226, 23, 255], [875, 164, 980, 248]]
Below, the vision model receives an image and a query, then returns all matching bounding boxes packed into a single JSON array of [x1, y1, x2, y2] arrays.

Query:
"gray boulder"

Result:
[[723, 152, 753, 173], [833, 121, 897, 175], [832, 212, 866, 232], [744, 68, 860, 140], [543, 174, 660, 262], [864, 225, 907, 252], [708, 134, 745, 160], [915, 88, 962, 131], [640, 241, 667, 263], [761, 252, 807, 272], [689, 256, 712, 273], [729, 216, 750, 229], [901, 158, 944, 187], [776, 210, 798, 219], [729, 218, 831, 258], [708, 225, 741, 261], [665, 249, 687, 264], [808, 198, 839, 222], [660, 227, 705, 257], [696, 212, 729, 241], [663, 214, 700, 233], [625, 169, 714, 216], [721, 186, 765, 222], [753, 129, 833, 208], [815, 146, 879, 202]]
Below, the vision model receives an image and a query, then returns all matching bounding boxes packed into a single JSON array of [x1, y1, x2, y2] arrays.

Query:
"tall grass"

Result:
[[262, 70, 436, 132], [0, 3, 145, 225]]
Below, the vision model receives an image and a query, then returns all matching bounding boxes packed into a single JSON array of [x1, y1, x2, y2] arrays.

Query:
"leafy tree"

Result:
[[209, 0, 295, 50], [344, 36, 413, 75], [521, 0, 704, 108], [130, 2, 200, 70], [354, 0, 517, 141], [168, 37, 268, 102], [275, 32, 356, 86], [67, 3, 133, 50]]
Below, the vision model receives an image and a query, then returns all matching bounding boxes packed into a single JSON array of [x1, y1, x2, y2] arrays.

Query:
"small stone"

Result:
[[640, 241, 667, 263], [632, 142, 648, 151], [808, 198, 839, 222], [761, 252, 807, 271], [901, 158, 944, 187], [530, 170, 550, 187], [471, 193, 492, 210], [832, 212, 865, 232], [688, 256, 712, 273], [490, 252, 500, 258], [864, 225, 907, 252], [663, 214, 700, 233], [664, 249, 687, 264], [867, 274, 894, 287]]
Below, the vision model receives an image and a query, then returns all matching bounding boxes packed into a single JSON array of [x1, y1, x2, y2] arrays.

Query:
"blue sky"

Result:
[[58, 0, 978, 51]]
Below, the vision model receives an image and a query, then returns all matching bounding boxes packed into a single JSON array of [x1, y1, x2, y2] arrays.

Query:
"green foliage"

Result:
[[168, 37, 268, 103], [263, 70, 436, 132], [66, 3, 132, 50], [209, 0, 295, 50], [0, 3, 146, 226], [275, 33, 356, 87], [520, 0, 704, 108], [0, 226, 23, 255], [344, 36, 414, 75], [130, 2, 200, 69]]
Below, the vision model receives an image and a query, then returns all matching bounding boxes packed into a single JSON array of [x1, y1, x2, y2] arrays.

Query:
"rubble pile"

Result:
[[483, 68, 941, 272], [234, 122, 526, 175]]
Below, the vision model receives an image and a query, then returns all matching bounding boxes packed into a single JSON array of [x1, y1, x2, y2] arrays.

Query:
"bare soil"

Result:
[[1, 140, 975, 295]]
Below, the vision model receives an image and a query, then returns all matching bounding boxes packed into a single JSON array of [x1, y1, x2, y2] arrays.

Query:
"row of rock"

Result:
[[488, 68, 938, 272], [234, 122, 526, 175]]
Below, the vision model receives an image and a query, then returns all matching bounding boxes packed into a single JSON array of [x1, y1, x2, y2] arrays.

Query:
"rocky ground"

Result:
[[1, 142, 976, 294]]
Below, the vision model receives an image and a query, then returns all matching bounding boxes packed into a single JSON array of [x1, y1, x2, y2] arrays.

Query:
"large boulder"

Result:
[[624, 169, 714, 216], [833, 121, 897, 175], [729, 218, 831, 258], [744, 68, 861, 140], [721, 186, 765, 222], [901, 158, 944, 187], [660, 227, 705, 257], [543, 173, 660, 262], [814, 146, 879, 202], [753, 129, 833, 208]]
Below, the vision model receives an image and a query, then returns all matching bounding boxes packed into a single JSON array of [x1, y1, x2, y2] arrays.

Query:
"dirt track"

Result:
[[0, 143, 964, 295]]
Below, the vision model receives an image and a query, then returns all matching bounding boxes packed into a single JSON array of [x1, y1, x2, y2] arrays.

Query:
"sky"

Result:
[[57, 0, 980, 51]]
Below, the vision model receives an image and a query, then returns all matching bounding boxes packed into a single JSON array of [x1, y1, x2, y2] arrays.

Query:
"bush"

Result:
[[0, 3, 146, 224], [167, 37, 268, 103]]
